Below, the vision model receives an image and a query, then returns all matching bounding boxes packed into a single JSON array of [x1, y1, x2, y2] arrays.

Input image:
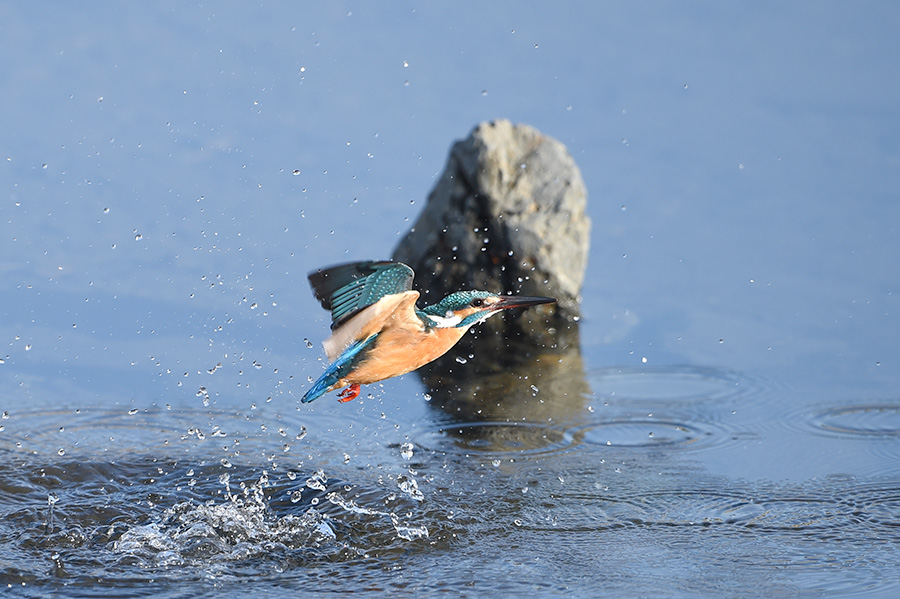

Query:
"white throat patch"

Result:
[[427, 313, 463, 328]]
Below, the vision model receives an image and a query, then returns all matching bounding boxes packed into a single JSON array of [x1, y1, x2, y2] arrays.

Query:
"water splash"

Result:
[[111, 465, 430, 572], [397, 474, 425, 502], [113, 470, 337, 567]]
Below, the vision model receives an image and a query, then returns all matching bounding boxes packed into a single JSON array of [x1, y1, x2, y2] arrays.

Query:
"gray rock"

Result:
[[392, 119, 590, 406], [393, 119, 590, 347]]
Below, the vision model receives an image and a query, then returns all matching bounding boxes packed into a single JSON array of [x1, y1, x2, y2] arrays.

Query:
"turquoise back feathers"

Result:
[[309, 261, 414, 330]]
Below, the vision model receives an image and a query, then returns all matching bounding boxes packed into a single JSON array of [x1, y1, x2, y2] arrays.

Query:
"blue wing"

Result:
[[300, 334, 379, 403], [308, 261, 415, 330]]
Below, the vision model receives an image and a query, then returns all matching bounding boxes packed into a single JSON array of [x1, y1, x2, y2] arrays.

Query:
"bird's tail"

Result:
[[300, 371, 337, 404], [300, 335, 378, 403]]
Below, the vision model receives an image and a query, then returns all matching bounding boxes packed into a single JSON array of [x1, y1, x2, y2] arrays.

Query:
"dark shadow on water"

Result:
[[414, 314, 589, 432]]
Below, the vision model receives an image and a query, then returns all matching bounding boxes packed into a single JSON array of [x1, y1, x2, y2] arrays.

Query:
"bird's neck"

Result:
[[416, 309, 461, 329]]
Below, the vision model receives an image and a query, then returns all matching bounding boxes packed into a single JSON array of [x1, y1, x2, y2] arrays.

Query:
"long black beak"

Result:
[[493, 295, 557, 311]]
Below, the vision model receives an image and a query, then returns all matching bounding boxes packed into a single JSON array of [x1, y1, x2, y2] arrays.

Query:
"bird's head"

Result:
[[421, 290, 556, 329]]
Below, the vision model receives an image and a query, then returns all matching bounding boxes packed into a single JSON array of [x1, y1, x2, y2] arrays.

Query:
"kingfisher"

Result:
[[300, 260, 556, 404]]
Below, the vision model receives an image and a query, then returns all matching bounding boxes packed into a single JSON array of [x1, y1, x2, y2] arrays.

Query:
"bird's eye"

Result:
[[471, 298, 484, 308]]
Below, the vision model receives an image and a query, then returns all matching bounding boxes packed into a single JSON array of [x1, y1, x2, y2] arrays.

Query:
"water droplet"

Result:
[[292, 169, 301, 176], [397, 475, 424, 501], [306, 469, 327, 491], [57, 448, 66, 456], [400, 442, 414, 460], [455, 356, 468, 364]]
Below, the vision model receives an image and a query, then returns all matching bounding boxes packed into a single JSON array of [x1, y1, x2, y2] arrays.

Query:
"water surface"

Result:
[[2, 2, 899, 597]]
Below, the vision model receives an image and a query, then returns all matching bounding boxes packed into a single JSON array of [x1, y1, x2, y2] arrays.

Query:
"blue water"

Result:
[[2, 2, 899, 597]]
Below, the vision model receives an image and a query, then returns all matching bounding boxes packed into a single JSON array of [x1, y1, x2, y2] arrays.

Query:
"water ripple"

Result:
[[0, 406, 338, 465], [414, 415, 754, 459], [555, 477, 900, 549], [805, 403, 900, 438], [586, 365, 757, 405], [414, 421, 573, 458], [572, 419, 722, 451], [838, 480, 900, 535], [780, 401, 900, 477]]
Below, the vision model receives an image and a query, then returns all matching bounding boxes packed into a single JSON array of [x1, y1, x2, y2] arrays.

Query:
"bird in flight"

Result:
[[301, 260, 556, 404]]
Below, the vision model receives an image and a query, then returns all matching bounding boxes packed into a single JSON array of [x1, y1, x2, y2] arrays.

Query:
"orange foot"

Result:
[[337, 383, 361, 403]]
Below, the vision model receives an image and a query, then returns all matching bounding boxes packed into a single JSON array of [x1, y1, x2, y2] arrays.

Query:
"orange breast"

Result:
[[339, 325, 467, 386]]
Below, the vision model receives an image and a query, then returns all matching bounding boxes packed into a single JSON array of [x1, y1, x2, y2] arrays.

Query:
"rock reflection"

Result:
[[414, 421, 573, 458], [415, 314, 589, 435]]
